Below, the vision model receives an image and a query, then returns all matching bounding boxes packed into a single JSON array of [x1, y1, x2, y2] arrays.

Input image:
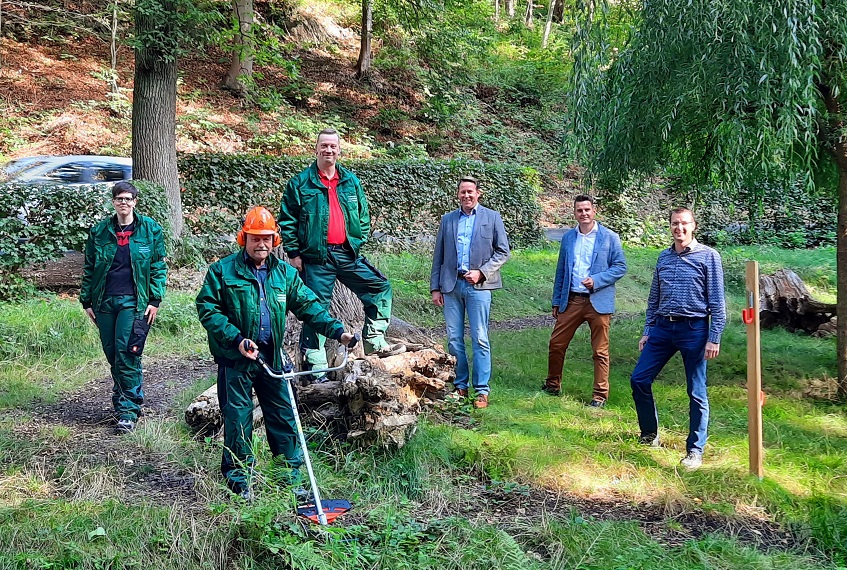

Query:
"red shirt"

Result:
[[319, 170, 347, 245]]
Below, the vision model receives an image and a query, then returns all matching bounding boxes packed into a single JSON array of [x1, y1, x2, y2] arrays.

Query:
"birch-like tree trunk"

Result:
[[523, 0, 533, 27], [541, 0, 556, 47]]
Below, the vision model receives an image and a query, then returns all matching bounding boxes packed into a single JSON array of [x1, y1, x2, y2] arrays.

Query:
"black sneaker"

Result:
[[587, 399, 606, 408], [540, 385, 561, 396], [638, 433, 660, 447]]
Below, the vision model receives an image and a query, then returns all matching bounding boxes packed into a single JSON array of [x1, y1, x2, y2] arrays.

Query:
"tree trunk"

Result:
[[506, 0, 515, 17], [494, 0, 500, 21], [221, 0, 254, 97], [821, 81, 847, 399], [758, 269, 836, 335], [523, 0, 533, 27], [541, 0, 556, 47], [353, 0, 372, 80], [108, 0, 119, 94], [132, 1, 183, 238]]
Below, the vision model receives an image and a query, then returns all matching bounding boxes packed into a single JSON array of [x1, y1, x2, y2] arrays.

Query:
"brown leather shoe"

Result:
[[473, 394, 489, 409]]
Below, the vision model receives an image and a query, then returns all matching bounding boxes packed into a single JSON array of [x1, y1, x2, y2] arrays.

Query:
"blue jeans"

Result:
[[630, 317, 710, 453], [443, 279, 491, 395]]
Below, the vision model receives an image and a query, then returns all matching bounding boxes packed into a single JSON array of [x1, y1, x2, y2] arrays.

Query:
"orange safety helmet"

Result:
[[236, 206, 282, 247]]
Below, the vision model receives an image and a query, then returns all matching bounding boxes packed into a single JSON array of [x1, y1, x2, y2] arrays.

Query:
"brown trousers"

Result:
[[545, 295, 611, 400]]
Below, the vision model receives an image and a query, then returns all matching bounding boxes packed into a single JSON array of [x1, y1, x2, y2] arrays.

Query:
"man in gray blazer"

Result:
[[431, 177, 511, 409], [542, 195, 627, 407]]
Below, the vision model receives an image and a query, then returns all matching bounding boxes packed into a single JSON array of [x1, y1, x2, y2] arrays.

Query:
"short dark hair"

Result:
[[573, 194, 594, 206], [316, 128, 340, 143], [457, 176, 480, 190], [669, 207, 695, 223], [112, 181, 138, 199]]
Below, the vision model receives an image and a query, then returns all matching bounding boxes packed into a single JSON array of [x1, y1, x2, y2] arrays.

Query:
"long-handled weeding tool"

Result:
[[255, 338, 358, 526]]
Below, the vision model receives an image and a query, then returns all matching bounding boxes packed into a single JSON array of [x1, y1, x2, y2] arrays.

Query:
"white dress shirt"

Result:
[[570, 223, 598, 293]]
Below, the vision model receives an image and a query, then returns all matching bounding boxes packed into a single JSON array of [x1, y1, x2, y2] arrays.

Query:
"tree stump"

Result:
[[759, 269, 836, 336], [184, 347, 456, 448]]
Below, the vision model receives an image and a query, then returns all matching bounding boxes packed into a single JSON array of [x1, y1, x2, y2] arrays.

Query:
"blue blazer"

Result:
[[430, 205, 511, 293], [552, 222, 627, 314]]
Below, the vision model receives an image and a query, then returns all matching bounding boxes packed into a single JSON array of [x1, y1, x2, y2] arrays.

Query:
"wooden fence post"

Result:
[[745, 260, 764, 479]]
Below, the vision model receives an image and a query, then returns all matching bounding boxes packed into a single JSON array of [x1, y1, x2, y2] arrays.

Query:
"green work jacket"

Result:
[[79, 214, 168, 312], [278, 162, 370, 264], [195, 252, 345, 371]]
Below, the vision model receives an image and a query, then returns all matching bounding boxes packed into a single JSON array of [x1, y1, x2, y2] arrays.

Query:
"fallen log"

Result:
[[185, 347, 456, 448], [759, 269, 836, 337]]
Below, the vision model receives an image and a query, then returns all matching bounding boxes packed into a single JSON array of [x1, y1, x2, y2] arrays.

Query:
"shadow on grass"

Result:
[[463, 324, 847, 564]]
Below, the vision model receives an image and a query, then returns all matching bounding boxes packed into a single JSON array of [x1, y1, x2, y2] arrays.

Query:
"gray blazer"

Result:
[[430, 205, 511, 293]]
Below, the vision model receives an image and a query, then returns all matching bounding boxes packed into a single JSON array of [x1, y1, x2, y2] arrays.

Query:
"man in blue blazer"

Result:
[[542, 195, 627, 406], [430, 177, 511, 409]]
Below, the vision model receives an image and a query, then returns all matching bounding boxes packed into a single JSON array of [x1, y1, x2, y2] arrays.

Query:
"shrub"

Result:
[[178, 154, 544, 247]]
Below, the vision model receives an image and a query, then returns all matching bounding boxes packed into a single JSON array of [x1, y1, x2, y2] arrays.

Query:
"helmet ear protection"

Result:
[[237, 228, 282, 247], [237, 207, 282, 247]]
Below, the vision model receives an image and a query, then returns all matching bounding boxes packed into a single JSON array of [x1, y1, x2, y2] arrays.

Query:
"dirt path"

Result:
[[6, 355, 217, 505]]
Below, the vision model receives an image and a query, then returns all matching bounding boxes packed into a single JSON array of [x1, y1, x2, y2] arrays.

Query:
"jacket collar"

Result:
[[308, 161, 351, 187], [236, 250, 279, 279]]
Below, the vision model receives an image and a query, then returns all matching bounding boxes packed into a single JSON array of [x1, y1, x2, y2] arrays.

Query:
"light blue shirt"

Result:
[[456, 207, 476, 272], [570, 223, 598, 293]]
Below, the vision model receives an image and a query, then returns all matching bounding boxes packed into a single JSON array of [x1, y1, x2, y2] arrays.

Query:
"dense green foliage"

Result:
[[568, 0, 847, 248], [179, 153, 544, 247], [569, 0, 846, 190], [597, 178, 838, 249]]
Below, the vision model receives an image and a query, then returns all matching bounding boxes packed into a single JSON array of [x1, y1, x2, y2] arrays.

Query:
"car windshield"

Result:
[[0, 159, 48, 183]]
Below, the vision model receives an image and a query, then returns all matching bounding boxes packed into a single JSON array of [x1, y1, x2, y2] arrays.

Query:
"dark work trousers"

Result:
[[300, 247, 392, 368], [95, 294, 144, 421], [218, 344, 303, 493]]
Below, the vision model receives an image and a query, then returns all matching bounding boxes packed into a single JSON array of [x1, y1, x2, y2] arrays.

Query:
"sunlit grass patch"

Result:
[[0, 468, 55, 506]]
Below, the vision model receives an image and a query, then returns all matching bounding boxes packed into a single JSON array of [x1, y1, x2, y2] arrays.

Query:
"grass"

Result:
[[0, 244, 844, 569]]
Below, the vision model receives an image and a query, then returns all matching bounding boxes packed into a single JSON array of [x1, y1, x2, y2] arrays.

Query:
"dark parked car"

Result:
[[0, 155, 132, 185]]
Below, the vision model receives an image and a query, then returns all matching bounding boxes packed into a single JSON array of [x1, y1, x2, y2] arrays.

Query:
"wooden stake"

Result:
[[746, 261, 764, 478]]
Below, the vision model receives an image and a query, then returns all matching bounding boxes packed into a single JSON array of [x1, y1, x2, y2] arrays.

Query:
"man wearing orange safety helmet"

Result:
[[279, 128, 404, 375], [196, 206, 357, 499]]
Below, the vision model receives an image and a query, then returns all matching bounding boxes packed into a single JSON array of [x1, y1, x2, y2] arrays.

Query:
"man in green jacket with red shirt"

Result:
[[196, 207, 356, 498], [279, 128, 404, 373]]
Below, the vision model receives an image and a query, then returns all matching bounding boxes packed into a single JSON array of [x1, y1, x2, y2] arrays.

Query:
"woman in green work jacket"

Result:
[[80, 181, 167, 433]]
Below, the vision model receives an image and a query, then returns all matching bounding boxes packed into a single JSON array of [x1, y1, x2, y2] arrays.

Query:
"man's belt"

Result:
[[661, 315, 707, 322], [457, 269, 468, 278], [327, 243, 348, 252], [569, 291, 590, 298]]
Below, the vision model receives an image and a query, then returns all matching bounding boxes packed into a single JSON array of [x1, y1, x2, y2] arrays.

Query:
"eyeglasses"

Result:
[[113, 196, 136, 203], [670, 221, 694, 227]]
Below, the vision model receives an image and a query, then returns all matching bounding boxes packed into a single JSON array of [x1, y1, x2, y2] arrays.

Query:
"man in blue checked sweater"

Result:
[[631, 207, 726, 470]]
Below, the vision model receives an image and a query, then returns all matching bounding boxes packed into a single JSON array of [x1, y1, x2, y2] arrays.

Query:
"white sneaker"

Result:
[[680, 451, 703, 469]]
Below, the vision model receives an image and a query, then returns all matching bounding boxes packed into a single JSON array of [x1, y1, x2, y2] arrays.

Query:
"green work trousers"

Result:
[[300, 248, 392, 368], [218, 345, 302, 492], [96, 294, 144, 421]]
